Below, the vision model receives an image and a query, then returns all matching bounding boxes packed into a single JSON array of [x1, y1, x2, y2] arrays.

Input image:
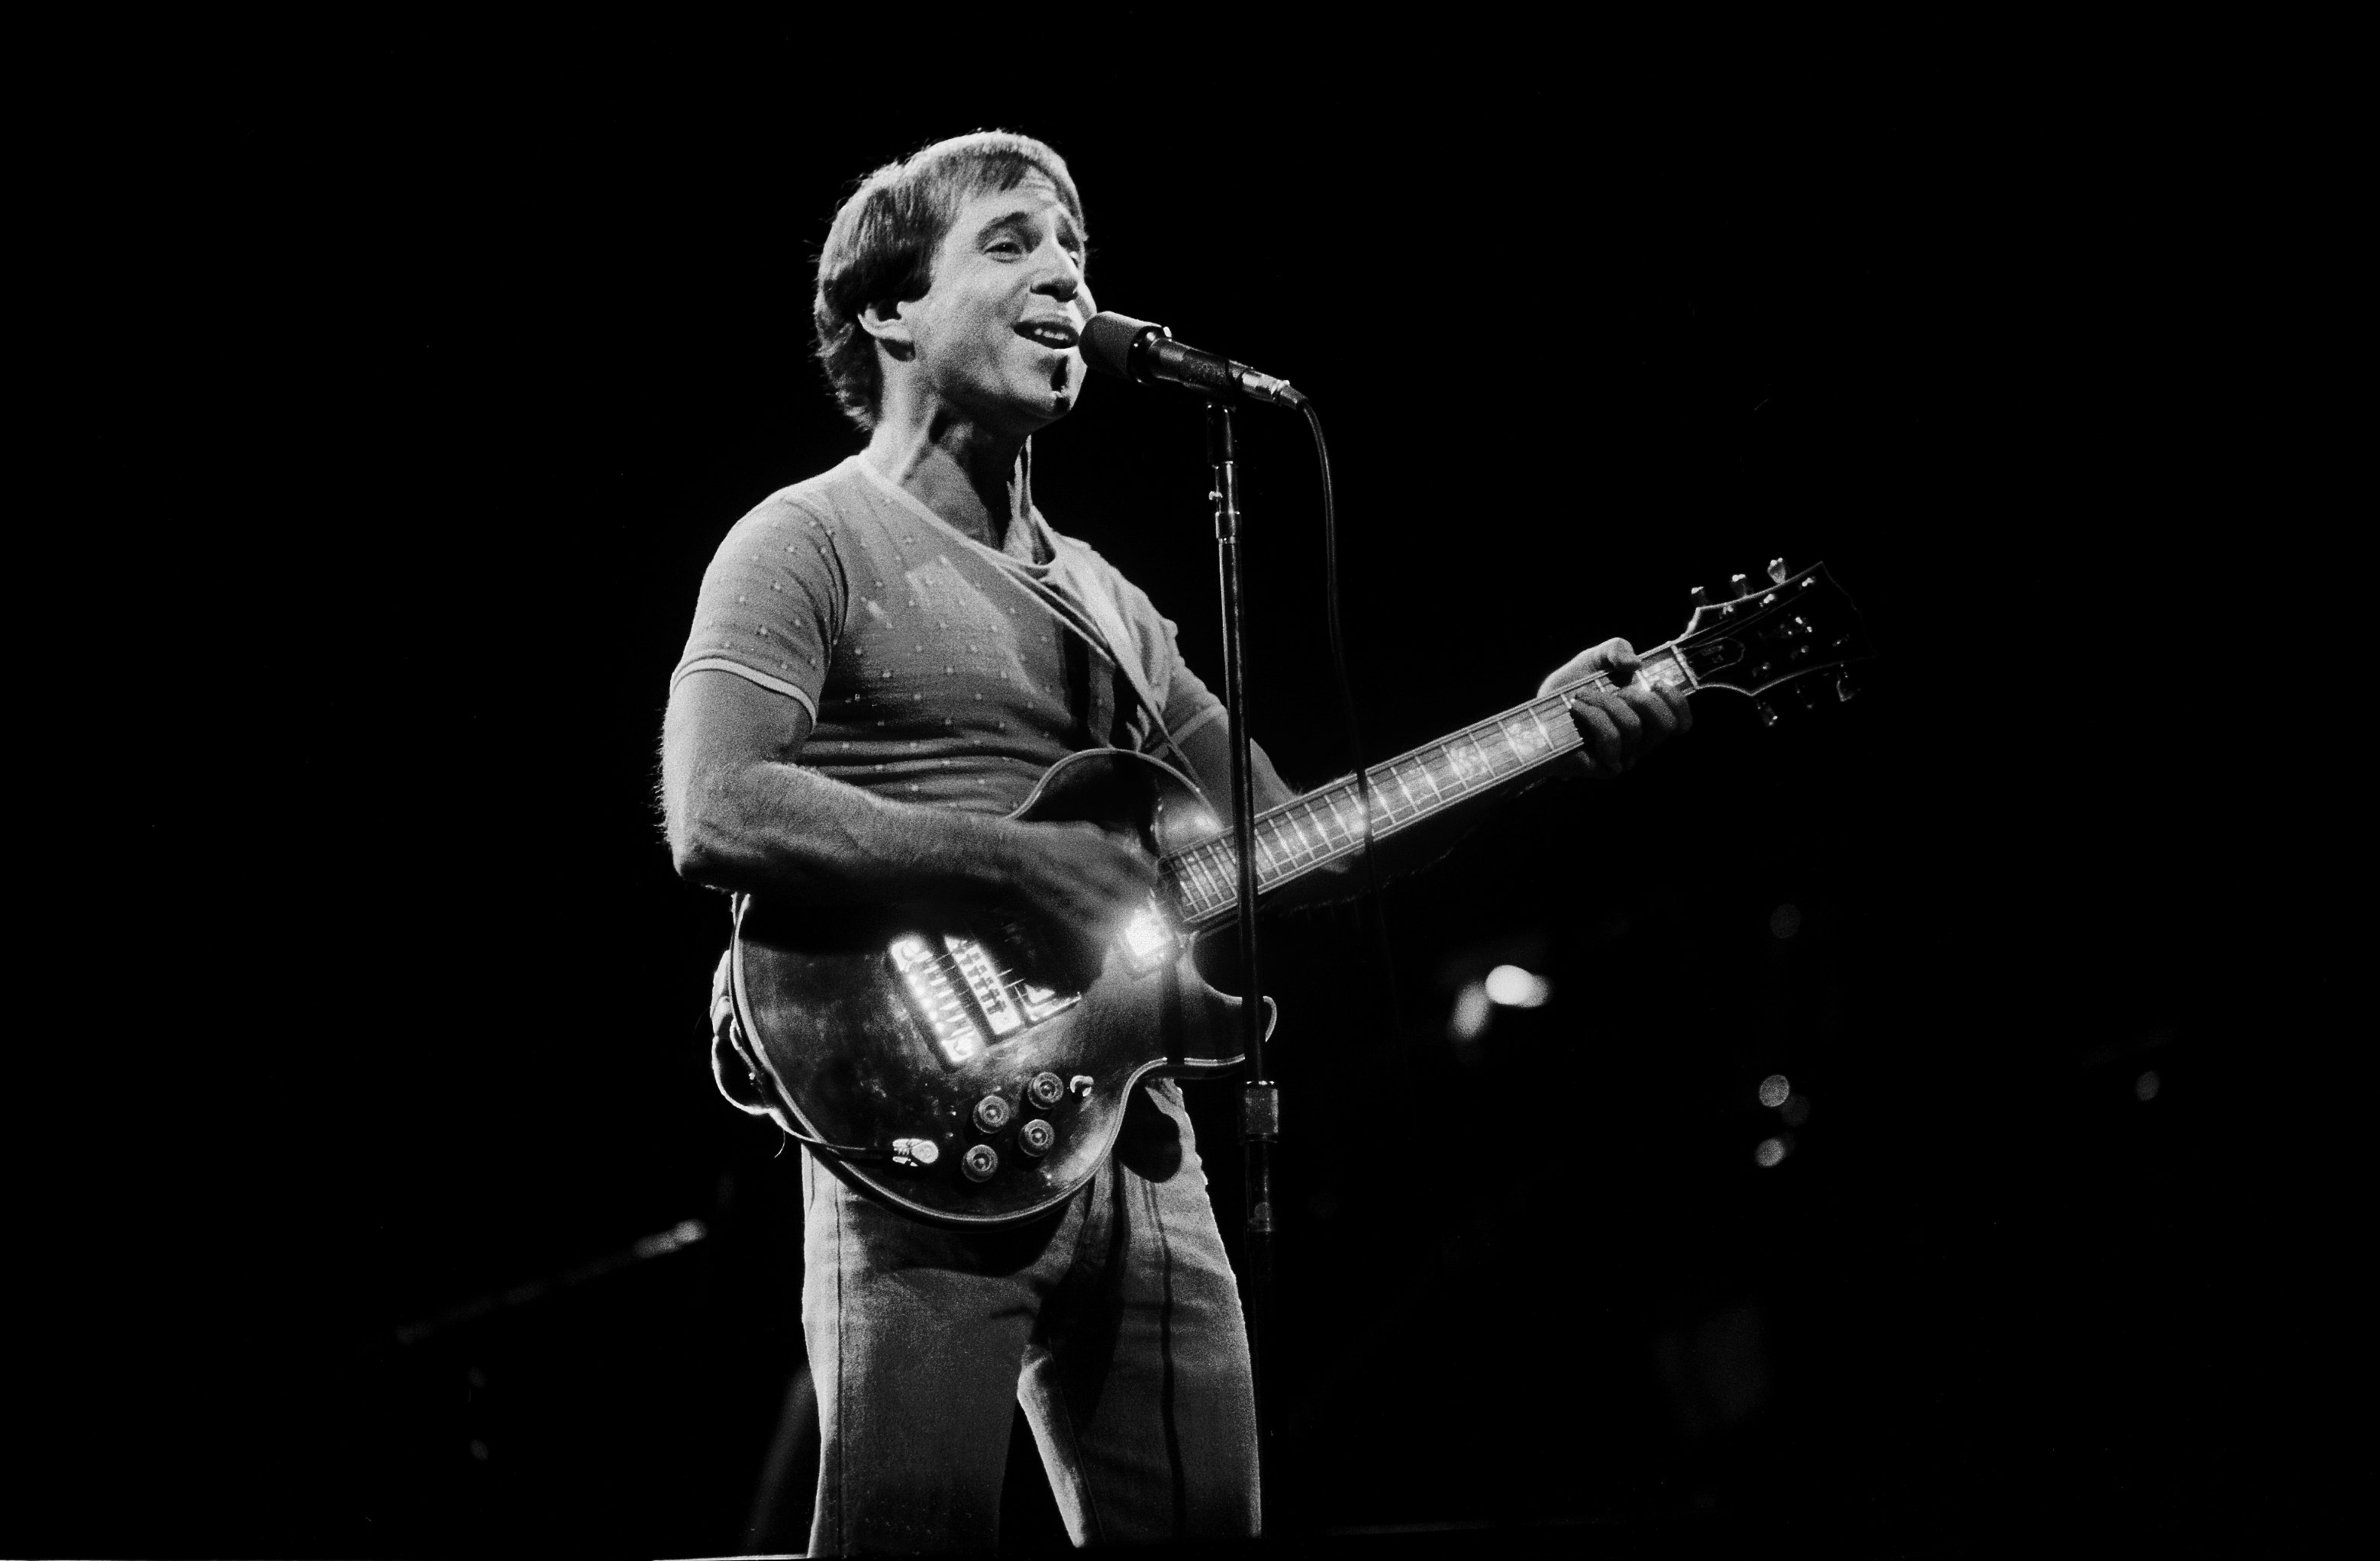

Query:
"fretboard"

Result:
[[1159, 644, 1695, 927]]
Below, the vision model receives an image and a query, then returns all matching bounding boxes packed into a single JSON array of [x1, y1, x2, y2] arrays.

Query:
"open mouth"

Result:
[[1014, 319, 1080, 352]]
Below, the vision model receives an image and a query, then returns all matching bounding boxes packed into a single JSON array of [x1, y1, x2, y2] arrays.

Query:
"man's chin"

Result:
[[954, 373, 1080, 435], [1040, 361, 1081, 420], [1014, 382, 1080, 430]]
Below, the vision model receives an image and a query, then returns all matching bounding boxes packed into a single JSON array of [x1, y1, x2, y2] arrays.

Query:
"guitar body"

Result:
[[730, 747, 1269, 1228]]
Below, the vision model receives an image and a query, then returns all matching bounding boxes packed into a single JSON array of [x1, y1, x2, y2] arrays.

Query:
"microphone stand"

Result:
[[1205, 397, 1280, 1527]]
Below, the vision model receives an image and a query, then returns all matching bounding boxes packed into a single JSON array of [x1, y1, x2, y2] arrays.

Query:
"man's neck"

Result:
[[863, 411, 1030, 553]]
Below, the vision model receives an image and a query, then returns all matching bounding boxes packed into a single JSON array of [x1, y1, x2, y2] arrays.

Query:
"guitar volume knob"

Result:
[[960, 1143, 999, 1182], [972, 1095, 1012, 1133], [1017, 1118, 1056, 1157], [1027, 1072, 1066, 1109]]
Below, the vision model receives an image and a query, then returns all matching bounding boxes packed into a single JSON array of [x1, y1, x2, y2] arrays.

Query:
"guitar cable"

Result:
[[718, 907, 902, 1165], [740, 1049, 900, 1165]]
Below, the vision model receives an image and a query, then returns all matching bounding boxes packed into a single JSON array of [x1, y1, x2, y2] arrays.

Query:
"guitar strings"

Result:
[[1154, 653, 1701, 921]]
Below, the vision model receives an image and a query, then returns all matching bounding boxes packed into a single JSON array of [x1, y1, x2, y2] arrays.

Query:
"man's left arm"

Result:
[[1159, 637, 1688, 911]]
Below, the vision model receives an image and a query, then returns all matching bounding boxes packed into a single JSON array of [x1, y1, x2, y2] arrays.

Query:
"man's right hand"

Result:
[[999, 819, 1159, 989]]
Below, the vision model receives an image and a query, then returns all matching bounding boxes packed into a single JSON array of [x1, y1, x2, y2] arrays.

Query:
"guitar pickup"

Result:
[[888, 935, 986, 1064]]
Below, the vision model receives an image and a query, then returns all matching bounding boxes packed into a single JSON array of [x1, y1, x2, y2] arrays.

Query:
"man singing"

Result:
[[660, 130, 1687, 1555]]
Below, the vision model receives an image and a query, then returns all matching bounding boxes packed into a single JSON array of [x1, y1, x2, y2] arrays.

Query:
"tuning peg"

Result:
[[1730, 572, 1752, 598], [1768, 557, 1789, 585], [1756, 700, 1781, 729], [1690, 585, 1711, 609], [1836, 672, 1858, 703]]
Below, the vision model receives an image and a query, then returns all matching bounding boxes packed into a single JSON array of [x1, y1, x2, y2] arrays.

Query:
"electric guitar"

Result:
[[728, 560, 1870, 1226]]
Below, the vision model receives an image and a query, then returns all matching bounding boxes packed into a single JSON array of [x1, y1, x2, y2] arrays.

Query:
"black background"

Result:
[[17, 31, 2307, 1559]]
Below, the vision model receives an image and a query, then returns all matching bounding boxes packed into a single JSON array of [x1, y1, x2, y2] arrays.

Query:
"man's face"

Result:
[[897, 172, 1093, 433]]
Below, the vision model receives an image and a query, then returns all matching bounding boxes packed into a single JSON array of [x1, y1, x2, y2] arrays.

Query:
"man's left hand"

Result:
[[1538, 638, 1692, 779]]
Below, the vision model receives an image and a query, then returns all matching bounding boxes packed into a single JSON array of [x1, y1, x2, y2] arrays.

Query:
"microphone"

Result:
[[1079, 311, 1304, 406]]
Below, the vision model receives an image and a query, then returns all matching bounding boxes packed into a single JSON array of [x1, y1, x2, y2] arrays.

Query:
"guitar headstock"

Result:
[[1672, 560, 1873, 725]]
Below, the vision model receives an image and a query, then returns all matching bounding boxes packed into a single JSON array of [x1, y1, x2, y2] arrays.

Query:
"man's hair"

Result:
[[813, 131, 1085, 432]]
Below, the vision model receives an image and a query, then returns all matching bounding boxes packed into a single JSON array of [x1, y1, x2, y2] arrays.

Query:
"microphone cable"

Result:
[[1290, 391, 1417, 1078]]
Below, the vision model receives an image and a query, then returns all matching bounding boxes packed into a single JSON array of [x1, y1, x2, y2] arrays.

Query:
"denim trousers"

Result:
[[800, 1078, 1261, 1556]]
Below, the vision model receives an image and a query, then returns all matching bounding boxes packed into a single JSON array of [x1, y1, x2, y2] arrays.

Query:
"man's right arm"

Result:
[[662, 669, 1153, 982]]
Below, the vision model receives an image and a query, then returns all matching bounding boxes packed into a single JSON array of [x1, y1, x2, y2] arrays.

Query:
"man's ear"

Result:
[[858, 297, 916, 354]]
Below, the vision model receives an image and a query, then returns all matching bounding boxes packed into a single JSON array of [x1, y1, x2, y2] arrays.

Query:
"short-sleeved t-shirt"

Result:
[[673, 454, 1226, 814]]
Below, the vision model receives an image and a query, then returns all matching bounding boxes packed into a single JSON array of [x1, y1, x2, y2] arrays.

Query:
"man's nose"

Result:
[[1032, 240, 1083, 302]]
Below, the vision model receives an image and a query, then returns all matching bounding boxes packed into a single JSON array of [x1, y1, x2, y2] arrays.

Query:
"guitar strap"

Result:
[[849, 447, 1195, 777], [1039, 531, 1198, 780]]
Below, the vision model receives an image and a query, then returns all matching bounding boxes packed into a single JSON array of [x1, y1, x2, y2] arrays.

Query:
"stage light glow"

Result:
[[1759, 1074, 1790, 1108], [1770, 902, 1802, 940], [1450, 982, 1493, 1043], [1485, 963, 1551, 1008], [1755, 1137, 1788, 1168], [632, 1219, 708, 1259], [2136, 1069, 2160, 1101]]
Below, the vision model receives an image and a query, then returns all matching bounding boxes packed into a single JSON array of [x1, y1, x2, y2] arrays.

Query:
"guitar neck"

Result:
[[1159, 643, 1698, 929]]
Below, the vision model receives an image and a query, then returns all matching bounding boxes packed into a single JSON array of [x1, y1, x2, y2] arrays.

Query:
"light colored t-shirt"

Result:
[[672, 455, 1226, 814]]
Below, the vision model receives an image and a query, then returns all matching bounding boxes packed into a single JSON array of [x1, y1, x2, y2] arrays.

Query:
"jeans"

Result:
[[800, 1079, 1260, 1555]]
